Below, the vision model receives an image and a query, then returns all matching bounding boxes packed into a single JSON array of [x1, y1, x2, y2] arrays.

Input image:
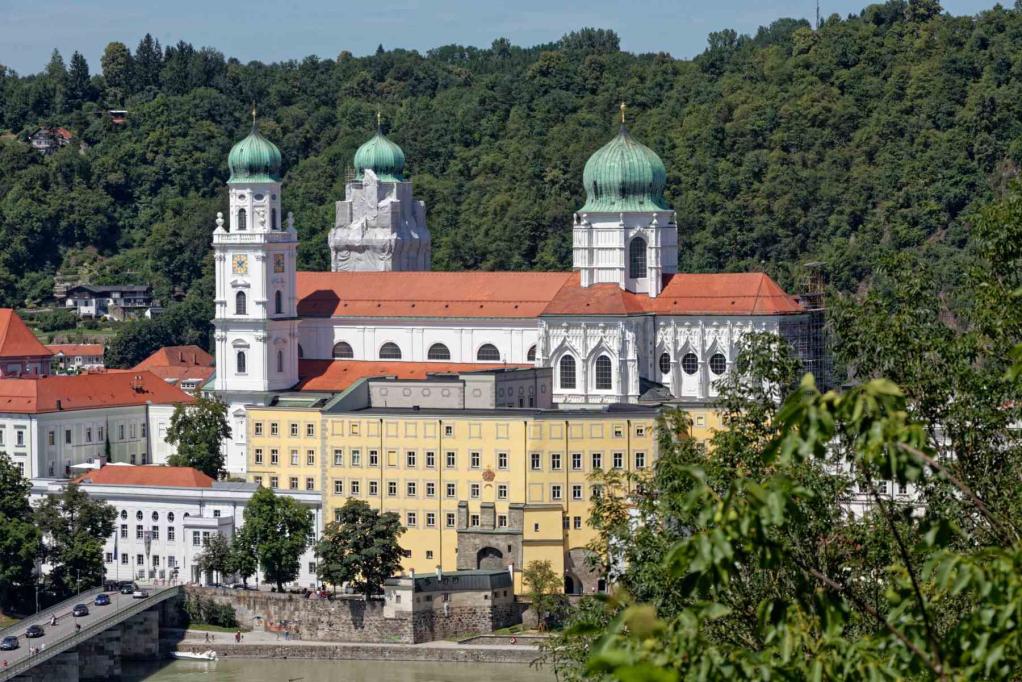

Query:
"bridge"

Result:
[[0, 585, 181, 681]]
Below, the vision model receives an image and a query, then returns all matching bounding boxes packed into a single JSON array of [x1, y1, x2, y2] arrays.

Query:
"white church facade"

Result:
[[213, 113, 809, 473]]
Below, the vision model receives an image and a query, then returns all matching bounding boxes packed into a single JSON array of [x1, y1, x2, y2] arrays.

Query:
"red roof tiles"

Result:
[[46, 344, 105, 356], [296, 359, 531, 393], [135, 345, 213, 369], [0, 370, 194, 414], [0, 309, 53, 358], [74, 465, 214, 488]]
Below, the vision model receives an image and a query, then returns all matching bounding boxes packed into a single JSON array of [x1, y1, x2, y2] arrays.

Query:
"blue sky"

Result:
[[0, 0, 1003, 75]]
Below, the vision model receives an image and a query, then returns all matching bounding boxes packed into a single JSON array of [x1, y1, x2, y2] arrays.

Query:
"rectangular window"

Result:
[[120, 524, 127, 539], [446, 482, 456, 498], [290, 423, 299, 437], [406, 512, 417, 527], [425, 451, 436, 468], [121, 553, 129, 565], [470, 483, 480, 498], [270, 476, 279, 489], [333, 450, 343, 466], [334, 480, 344, 495], [406, 451, 416, 468], [306, 423, 315, 437], [551, 453, 561, 470], [350, 422, 360, 436], [270, 422, 279, 436], [444, 425, 454, 437], [592, 453, 602, 470], [387, 481, 397, 497], [612, 452, 624, 469], [369, 481, 378, 496], [137, 554, 144, 566], [573, 516, 582, 530], [334, 509, 343, 523], [635, 452, 646, 469], [254, 476, 263, 487], [497, 484, 508, 499], [213, 510, 221, 518], [168, 556, 177, 568], [350, 480, 360, 495], [498, 452, 508, 469], [351, 449, 361, 466], [307, 450, 315, 465], [151, 555, 160, 568], [254, 422, 263, 436], [151, 525, 160, 540], [271, 449, 279, 465], [290, 450, 299, 465], [289, 477, 298, 490], [98, 426, 104, 441], [136, 525, 143, 540], [48, 431, 55, 446], [105, 552, 113, 563], [531, 453, 541, 470], [445, 452, 456, 469], [446, 512, 456, 528], [85, 427, 92, 443], [425, 482, 436, 497], [551, 485, 562, 501], [67, 429, 74, 444], [168, 527, 175, 541], [572, 453, 582, 470], [255, 448, 264, 464], [470, 514, 480, 527], [407, 481, 417, 497], [192, 531, 201, 546], [636, 426, 646, 437], [306, 477, 315, 491], [369, 450, 379, 467], [498, 514, 508, 528], [470, 452, 480, 469], [426, 512, 436, 528], [572, 484, 583, 500]]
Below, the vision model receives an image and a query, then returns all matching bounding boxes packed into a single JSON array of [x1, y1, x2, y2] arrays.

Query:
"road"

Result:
[[0, 589, 152, 672]]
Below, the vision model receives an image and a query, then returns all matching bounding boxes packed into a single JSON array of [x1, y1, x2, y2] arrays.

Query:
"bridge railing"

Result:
[[0, 587, 103, 641], [0, 585, 181, 682]]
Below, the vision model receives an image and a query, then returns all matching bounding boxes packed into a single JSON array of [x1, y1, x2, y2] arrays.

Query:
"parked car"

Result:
[[132, 589, 149, 599], [94, 593, 111, 606], [25, 624, 43, 638], [72, 604, 89, 617], [103, 580, 120, 592], [230, 583, 250, 590], [0, 636, 18, 650], [119, 582, 136, 594]]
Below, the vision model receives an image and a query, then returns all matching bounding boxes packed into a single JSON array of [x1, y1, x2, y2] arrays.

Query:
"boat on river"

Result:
[[170, 649, 218, 661]]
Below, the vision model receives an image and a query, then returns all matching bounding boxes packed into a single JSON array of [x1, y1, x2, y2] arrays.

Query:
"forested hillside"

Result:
[[0, 0, 1018, 347]]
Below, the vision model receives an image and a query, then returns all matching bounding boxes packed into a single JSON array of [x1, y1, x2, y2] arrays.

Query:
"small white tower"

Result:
[[213, 112, 299, 472]]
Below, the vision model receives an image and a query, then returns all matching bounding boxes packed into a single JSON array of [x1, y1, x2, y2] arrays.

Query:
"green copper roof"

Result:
[[581, 125, 668, 212], [228, 123, 282, 184], [354, 129, 405, 182]]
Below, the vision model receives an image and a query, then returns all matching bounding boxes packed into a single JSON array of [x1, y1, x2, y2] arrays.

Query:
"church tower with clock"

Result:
[[213, 117, 299, 471]]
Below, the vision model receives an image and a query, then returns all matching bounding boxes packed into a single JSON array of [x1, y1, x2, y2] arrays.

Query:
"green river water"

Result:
[[122, 658, 556, 682]]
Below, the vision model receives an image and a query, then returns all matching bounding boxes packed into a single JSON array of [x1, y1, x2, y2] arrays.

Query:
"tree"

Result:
[[315, 499, 404, 598], [523, 560, 563, 631], [227, 528, 258, 587], [241, 487, 313, 591], [195, 532, 231, 584], [133, 34, 163, 90], [0, 454, 41, 614], [45, 49, 67, 113], [166, 395, 231, 478], [100, 41, 134, 103], [65, 51, 91, 109], [34, 484, 116, 598]]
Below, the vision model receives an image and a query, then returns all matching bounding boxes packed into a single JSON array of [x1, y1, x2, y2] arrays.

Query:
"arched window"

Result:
[[682, 353, 699, 375], [629, 237, 647, 279], [477, 344, 500, 362], [237, 208, 247, 231], [235, 291, 246, 315], [427, 343, 451, 360], [559, 355, 576, 390], [709, 353, 727, 375], [270, 209, 277, 230], [659, 352, 671, 375], [277, 350, 283, 373], [595, 355, 613, 390], [274, 290, 282, 315], [379, 342, 402, 360], [527, 345, 537, 362], [332, 342, 354, 359], [236, 351, 246, 374], [298, 345, 304, 358]]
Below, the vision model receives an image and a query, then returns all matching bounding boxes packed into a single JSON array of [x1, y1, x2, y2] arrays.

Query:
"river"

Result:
[[122, 658, 557, 682]]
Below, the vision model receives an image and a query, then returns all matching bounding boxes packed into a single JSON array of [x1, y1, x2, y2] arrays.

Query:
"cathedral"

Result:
[[212, 113, 809, 473]]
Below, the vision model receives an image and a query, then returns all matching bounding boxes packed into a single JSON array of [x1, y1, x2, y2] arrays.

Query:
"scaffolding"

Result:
[[780, 262, 833, 390]]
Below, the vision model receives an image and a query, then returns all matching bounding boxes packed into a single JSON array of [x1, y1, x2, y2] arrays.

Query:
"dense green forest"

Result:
[[0, 0, 1018, 356]]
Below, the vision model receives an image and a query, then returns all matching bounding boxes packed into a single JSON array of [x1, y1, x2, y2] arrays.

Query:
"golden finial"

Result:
[[251, 102, 257, 128], [619, 101, 626, 125], [376, 109, 382, 130]]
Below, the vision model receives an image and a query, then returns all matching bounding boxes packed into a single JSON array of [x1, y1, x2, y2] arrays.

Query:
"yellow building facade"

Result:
[[246, 401, 721, 594]]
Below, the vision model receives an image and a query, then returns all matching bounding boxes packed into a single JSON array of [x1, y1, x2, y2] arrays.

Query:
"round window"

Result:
[[709, 353, 727, 375], [167, 512, 175, 522], [136, 511, 143, 521], [254, 193, 265, 201], [120, 510, 127, 520], [681, 353, 698, 375], [658, 353, 671, 374], [152, 512, 159, 521]]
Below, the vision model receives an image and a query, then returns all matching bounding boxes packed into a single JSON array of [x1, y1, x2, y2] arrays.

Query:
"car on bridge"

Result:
[[94, 593, 111, 606], [0, 635, 18, 650], [119, 582, 136, 594], [72, 604, 89, 617], [25, 625, 43, 638], [132, 589, 150, 599]]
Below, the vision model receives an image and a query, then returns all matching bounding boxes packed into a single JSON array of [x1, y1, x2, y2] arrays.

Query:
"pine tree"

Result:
[[100, 41, 134, 104], [65, 51, 92, 109], [134, 33, 163, 90], [45, 49, 67, 113]]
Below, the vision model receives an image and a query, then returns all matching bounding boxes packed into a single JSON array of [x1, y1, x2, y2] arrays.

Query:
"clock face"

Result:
[[273, 253, 285, 273], [232, 254, 248, 275]]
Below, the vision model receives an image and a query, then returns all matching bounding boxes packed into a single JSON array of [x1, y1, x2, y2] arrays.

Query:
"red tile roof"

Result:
[[0, 370, 194, 414], [297, 271, 573, 318], [0, 309, 53, 359], [541, 273, 804, 316], [46, 344, 105, 356], [296, 359, 531, 393], [74, 465, 214, 488], [135, 345, 213, 369]]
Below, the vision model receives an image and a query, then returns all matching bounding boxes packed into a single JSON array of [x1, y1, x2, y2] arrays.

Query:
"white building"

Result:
[[47, 344, 105, 372], [212, 115, 812, 474], [32, 466, 322, 588]]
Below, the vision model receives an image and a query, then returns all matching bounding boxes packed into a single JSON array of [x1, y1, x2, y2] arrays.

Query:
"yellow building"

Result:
[[245, 372, 722, 594]]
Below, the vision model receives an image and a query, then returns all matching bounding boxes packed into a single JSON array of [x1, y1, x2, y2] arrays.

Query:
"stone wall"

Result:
[[185, 587, 520, 644], [76, 628, 121, 680], [168, 640, 542, 664], [10, 653, 79, 682], [120, 610, 160, 659]]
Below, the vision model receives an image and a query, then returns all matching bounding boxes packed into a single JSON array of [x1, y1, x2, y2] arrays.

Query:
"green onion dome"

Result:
[[581, 125, 668, 212], [354, 129, 405, 182], [227, 123, 282, 184]]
